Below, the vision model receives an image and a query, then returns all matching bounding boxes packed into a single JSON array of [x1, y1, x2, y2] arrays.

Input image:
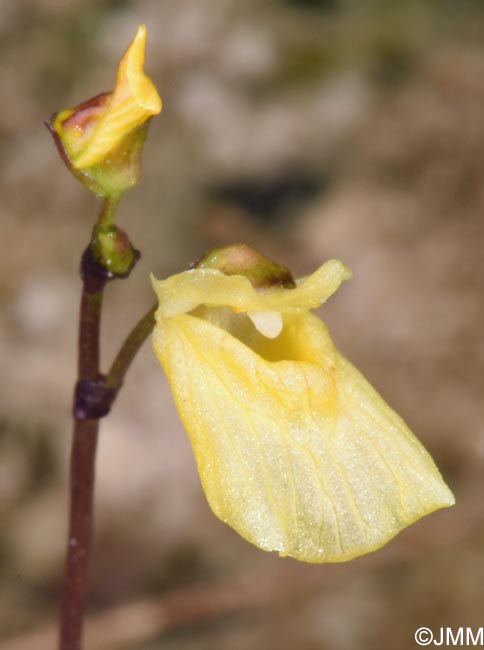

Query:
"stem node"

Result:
[[73, 375, 118, 420]]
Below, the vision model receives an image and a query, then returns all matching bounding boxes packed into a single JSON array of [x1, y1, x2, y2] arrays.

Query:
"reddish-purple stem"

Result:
[[58, 230, 155, 649], [59, 289, 103, 650]]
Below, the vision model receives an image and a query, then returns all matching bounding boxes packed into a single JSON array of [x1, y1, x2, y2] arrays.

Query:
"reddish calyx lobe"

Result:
[[61, 92, 111, 136], [194, 243, 296, 290]]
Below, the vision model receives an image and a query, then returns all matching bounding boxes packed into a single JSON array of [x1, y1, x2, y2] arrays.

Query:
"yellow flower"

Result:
[[48, 24, 161, 197], [151, 248, 454, 563]]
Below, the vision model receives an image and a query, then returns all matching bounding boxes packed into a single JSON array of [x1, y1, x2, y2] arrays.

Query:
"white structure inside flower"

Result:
[[247, 310, 283, 338]]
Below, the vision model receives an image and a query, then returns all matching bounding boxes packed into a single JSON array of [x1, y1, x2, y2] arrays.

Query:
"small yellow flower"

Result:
[[151, 248, 454, 563], [48, 24, 161, 197]]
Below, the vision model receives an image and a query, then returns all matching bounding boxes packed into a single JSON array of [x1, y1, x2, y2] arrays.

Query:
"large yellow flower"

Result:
[[151, 247, 454, 563]]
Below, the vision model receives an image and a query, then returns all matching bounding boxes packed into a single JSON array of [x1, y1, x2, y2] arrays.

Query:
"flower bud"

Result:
[[47, 24, 161, 197], [91, 225, 138, 277]]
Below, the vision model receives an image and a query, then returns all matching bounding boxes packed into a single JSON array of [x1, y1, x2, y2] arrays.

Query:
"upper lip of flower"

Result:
[[151, 259, 352, 320]]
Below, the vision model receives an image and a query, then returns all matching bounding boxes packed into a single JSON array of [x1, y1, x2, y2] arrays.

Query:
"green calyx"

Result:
[[80, 125, 149, 198], [194, 243, 296, 289], [46, 116, 149, 199]]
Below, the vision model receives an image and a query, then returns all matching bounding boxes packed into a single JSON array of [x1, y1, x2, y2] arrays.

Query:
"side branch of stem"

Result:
[[106, 303, 156, 390], [97, 195, 121, 230]]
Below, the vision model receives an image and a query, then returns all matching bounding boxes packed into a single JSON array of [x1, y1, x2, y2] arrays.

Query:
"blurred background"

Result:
[[1, 0, 483, 648]]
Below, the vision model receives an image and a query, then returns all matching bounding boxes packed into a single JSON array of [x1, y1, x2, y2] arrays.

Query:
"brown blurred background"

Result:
[[1, 0, 483, 648]]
